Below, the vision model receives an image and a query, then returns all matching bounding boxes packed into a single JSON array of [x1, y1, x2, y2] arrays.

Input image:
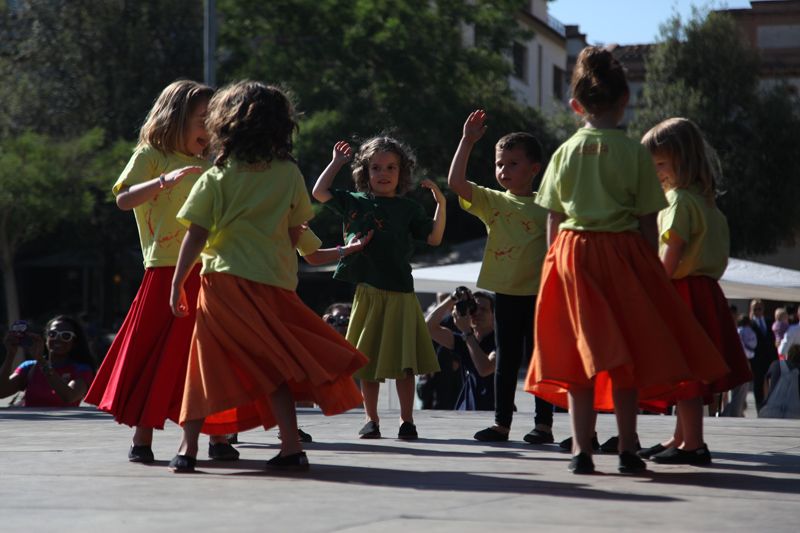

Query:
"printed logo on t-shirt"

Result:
[[578, 143, 609, 155]]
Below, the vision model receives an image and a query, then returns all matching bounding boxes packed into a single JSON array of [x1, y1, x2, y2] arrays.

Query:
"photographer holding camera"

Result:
[[1, 315, 95, 407], [425, 287, 496, 411]]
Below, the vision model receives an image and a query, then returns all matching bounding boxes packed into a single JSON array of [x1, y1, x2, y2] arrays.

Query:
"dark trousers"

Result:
[[493, 292, 553, 429]]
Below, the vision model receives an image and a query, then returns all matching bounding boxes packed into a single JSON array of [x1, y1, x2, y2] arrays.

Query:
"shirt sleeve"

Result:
[[288, 168, 315, 227], [659, 190, 692, 244], [112, 146, 161, 196], [634, 145, 668, 216], [778, 326, 800, 356], [534, 148, 566, 213], [296, 229, 322, 257], [458, 182, 491, 221], [177, 172, 217, 231], [407, 199, 434, 241]]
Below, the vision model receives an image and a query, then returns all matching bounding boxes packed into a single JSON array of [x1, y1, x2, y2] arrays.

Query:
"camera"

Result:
[[10, 320, 32, 347], [452, 286, 477, 316]]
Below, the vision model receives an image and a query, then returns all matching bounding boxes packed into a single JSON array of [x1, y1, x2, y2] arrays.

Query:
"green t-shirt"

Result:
[[177, 158, 314, 290], [326, 189, 433, 293], [459, 183, 547, 295], [658, 187, 729, 280], [536, 128, 667, 233], [114, 145, 210, 267]]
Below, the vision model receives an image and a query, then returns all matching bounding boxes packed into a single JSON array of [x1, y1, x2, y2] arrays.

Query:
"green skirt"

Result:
[[346, 284, 440, 381]]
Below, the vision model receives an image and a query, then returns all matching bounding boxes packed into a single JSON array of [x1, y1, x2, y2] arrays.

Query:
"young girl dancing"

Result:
[[169, 81, 367, 472], [637, 117, 752, 464], [312, 138, 446, 439], [525, 47, 729, 475], [85, 80, 236, 463]]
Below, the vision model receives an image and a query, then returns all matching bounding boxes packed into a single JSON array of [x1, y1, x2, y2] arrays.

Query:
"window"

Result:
[[553, 65, 564, 101], [512, 42, 527, 80]]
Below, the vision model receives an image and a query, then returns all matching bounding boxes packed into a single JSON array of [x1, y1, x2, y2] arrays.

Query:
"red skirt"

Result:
[[525, 230, 730, 411], [640, 276, 753, 409], [180, 273, 368, 435], [85, 265, 201, 428]]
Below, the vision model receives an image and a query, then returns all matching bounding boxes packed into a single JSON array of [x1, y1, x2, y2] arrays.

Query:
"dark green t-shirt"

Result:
[[327, 189, 433, 293]]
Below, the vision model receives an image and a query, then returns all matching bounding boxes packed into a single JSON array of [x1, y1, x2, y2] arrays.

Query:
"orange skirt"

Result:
[[524, 230, 730, 411], [180, 273, 368, 435], [639, 276, 753, 410]]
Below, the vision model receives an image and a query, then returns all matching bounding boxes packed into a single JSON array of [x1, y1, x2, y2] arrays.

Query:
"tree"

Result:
[[631, 7, 800, 255], [216, 0, 557, 244], [0, 129, 103, 323]]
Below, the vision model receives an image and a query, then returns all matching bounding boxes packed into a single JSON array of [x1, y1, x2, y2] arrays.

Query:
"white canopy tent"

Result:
[[412, 258, 800, 301]]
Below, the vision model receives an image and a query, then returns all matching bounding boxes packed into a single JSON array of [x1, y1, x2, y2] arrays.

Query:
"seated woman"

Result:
[[1, 315, 95, 407]]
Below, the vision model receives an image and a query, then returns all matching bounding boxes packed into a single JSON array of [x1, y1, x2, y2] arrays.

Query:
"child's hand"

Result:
[[332, 141, 353, 166], [420, 179, 446, 205], [163, 166, 204, 188], [170, 284, 189, 318], [463, 110, 487, 144], [345, 230, 374, 253]]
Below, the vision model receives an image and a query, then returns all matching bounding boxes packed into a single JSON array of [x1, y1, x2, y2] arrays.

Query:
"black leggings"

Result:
[[493, 292, 553, 429]]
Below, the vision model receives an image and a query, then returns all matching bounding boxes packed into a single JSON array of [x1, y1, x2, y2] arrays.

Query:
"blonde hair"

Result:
[[775, 308, 788, 322], [641, 117, 721, 203], [136, 80, 213, 156]]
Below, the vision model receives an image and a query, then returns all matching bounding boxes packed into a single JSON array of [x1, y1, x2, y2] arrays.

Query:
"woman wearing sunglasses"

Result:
[[1, 315, 95, 407]]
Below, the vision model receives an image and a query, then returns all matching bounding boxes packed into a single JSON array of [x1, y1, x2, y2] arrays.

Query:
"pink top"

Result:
[[14, 360, 94, 407]]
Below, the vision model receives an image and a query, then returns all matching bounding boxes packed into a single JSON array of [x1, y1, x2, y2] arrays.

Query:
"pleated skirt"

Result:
[[346, 284, 440, 381], [639, 276, 753, 410], [524, 230, 730, 411], [180, 273, 368, 435], [85, 265, 201, 428]]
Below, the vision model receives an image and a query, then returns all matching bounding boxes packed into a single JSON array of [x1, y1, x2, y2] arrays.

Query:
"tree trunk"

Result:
[[0, 221, 20, 325]]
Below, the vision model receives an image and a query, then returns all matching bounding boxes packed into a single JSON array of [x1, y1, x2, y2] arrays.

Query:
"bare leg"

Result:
[[270, 382, 302, 456], [395, 372, 416, 424], [361, 380, 380, 424], [676, 397, 704, 450], [568, 387, 596, 455], [612, 388, 639, 453], [133, 426, 153, 446], [178, 419, 203, 457]]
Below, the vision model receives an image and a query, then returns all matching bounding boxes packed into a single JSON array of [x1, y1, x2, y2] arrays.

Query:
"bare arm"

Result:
[[424, 296, 458, 350], [312, 141, 352, 204], [638, 212, 659, 253], [422, 180, 447, 246], [464, 337, 496, 378], [447, 110, 487, 203], [303, 230, 374, 265], [659, 231, 686, 278], [0, 334, 25, 399], [170, 224, 209, 317], [116, 166, 204, 210], [547, 211, 566, 247]]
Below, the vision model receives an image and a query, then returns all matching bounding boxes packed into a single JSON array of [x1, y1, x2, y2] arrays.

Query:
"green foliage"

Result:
[[631, 8, 800, 255]]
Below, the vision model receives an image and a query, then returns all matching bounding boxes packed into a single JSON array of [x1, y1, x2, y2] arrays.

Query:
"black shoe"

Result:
[[523, 428, 554, 445], [128, 445, 154, 464], [358, 421, 381, 439], [473, 426, 509, 442], [651, 444, 712, 465], [168, 454, 197, 473], [398, 421, 418, 440], [600, 435, 641, 454], [226, 433, 238, 445], [618, 451, 647, 474], [298, 428, 313, 443], [559, 434, 600, 452], [265, 451, 309, 471], [208, 442, 240, 461], [637, 443, 669, 459], [568, 452, 595, 474]]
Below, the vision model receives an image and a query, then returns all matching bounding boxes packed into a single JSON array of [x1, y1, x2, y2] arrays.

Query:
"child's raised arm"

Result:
[[448, 110, 487, 203], [312, 141, 352, 204], [116, 166, 204, 211], [421, 179, 446, 246]]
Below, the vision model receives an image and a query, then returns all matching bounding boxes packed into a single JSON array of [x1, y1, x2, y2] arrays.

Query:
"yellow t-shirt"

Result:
[[658, 187, 729, 280], [536, 128, 667, 233], [459, 182, 548, 295], [296, 229, 322, 257], [114, 145, 210, 267], [177, 158, 314, 290]]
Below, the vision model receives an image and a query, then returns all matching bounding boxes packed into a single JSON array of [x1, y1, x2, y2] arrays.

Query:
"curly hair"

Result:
[[137, 79, 214, 156], [351, 136, 416, 195], [641, 117, 721, 203], [45, 315, 96, 370], [570, 46, 629, 115], [206, 81, 298, 167]]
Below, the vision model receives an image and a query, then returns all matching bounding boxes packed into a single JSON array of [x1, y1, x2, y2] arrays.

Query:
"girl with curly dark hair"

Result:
[[312, 136, 446, 440], [168, 81, 367, 472]]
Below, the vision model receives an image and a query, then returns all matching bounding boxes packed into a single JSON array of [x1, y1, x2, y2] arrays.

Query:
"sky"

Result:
[[547, 0, 755, 45]]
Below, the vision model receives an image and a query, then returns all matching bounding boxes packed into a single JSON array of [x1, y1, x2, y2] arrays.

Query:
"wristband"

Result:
[[158, 174, 166, 189]]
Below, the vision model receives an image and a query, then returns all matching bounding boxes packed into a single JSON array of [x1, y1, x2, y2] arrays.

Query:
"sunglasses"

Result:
[[325, 315, 350, 327], [47, 330, 77, 342]]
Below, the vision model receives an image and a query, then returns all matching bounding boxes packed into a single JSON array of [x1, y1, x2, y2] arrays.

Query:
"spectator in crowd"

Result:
[[758, 344, 800, 419], [1, 315, 95, 407], [426, 288, 496, 411], [749, 299, 779, 410], [721, 314, 757, 417], [772, 308, 789, 347], [777, 316, 800, 360]]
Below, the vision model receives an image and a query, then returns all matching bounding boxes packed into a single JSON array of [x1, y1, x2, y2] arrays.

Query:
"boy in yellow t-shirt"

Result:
[[448, 110, 554, 444]]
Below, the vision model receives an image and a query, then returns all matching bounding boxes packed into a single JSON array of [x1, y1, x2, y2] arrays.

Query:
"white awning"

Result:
[[412, 258, 800, 301]]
